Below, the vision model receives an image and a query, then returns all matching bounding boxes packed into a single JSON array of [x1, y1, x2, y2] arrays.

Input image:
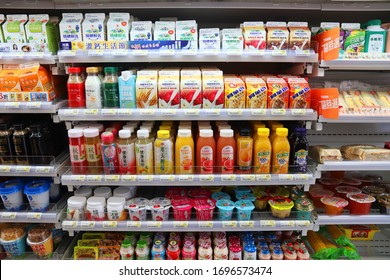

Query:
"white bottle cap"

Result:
[[83, 128, 99, 138], [218, 125, 231, 131], [119, 129, 131, 139], [122, 126, 135, 134], [68, 129, 83, 138], [121, 70, 131, 80], [107, 197, 126, 207], [139, 126, 152, 132], [87, 196, 106, 207], [199, 129, 213, 138], [178, 129, 192, 137], [137, 129, 150, 138], [67, 196, 86, 208], [74, 186, 93, 198], [113, 187, 132, 200], [94, 187, 112, 199], [220, 129, 234, 138], [89, 123, 104, 133]]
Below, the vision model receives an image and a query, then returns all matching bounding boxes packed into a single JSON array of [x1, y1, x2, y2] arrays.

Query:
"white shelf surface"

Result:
[[317, 161, 390, 172], [318, 114, 390, 124], [0, 52, 56, 64], [58, 49, 318, 63], [58, 108, 317, 122], [0, 100, 67, 114], [316, 210, 390, 226], [320, 59, 390, 71]]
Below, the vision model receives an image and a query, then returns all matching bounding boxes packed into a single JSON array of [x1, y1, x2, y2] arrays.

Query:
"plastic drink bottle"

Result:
[[291, 127, 309, 172], [196, 129, 216, 174], [68, 128, 87, 174], [84, 128, 102, 174], [151, 240, 166, 260], [253, 128, 271, 174], [237, 128, 253, 171], [198, 239, 212, 260], [85, 67, 102, 108], [214, 242, 228, 260], [182, 240, 196, 260], [120, 239, 134, 260], [166, 240, 181, 260], [135, 240, 149, 260], [100, 131, 118, 174], [135, 129, 153, 175], [271, 128, 290, 174], [154, 130, 174, 174], [117, 129, 136, 174], [67, 67, 85, 108], [216, 129, 236, 174], [175, 129, 194, 174]]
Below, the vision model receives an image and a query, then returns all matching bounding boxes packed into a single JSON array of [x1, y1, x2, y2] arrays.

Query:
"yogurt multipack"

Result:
[[3, 14, 28, 43], [221, 29, 243, 51], [82, 13, 106, 42], [158, 69, 180, 109], [130, 21, 153, 41], [176, 20, 198, 49], [180, 68, 202, 108], [199, 28, 220, 51], [154, 21, 175, 41], [107, 13, 130, 41], [59, 13, 83, 42], [25, 14, 59, 53]]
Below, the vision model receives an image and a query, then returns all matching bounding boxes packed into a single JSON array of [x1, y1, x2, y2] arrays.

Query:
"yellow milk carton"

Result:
[[244, 77, 267, 109], [224, 77, 246, 109], [3, 14, 27, 43], [82, 13, 106, 42], [136, 70, 158, 108], [0, 65, 21, 92]]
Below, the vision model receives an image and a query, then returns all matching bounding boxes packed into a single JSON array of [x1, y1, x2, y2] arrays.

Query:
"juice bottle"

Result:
[[237, 128, 253, 171], [216, 129, 236, 174], [151, 240, 166, 260], [269, 124, 283, 144], [271, 128, 290, 174], [135, 129, 153, 175], [166, 240, 181, 260], [67, 67, 86, 108], [216, 124, 231, 142], [175, 129, 194, 174], [252, 123, 266, 140], [117, 129, 136, 175], [154, 130, 174, 174], [196, 129, 216, 174], [84, 128, 103, 174], [103, 67, 119, 108], [85, 67, 102, 109], [254, 128, 271, 174], [291, 127, 309, 172], [101, 131, 118, 174], [68, 128, 87, 174]]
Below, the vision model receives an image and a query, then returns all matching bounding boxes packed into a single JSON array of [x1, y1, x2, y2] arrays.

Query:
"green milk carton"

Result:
[[364, 19, 387, 53], [25, 14, 59, 53], [0, 15, 4, 43], [3, 14, 28, 43]]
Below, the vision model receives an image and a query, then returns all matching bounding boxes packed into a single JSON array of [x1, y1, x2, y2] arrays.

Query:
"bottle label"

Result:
[[238, 140, 252, 167], [221, 145, 234, 173], [273, 150, 289, 174], [276, 151, 289, 166], [294, 149, 308, 171], [102, 144, 118, 174], [256, 149, 271, 173], [200, 146, 214, 174], [103, 82, 119, 104], [180, 145, 193, 172], [86, 143, 101, 162], [135, 142, 153, 174], [86, 82, 102, 108], [68, 83, 85, 107], [118, 143, 136, 174], [69, 144, 86, 163], [155, 139, 173, 174]]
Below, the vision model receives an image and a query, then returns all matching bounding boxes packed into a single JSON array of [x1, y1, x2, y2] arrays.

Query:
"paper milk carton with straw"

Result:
[[154, 21, 175, 41], [158, 69, 180, 109], [242, 22, 266, 51], [3, 14, 28, 43], [59, 13, 83, 42], [107, 13, 130, 41], [130, 21, 153, 41], [181, 68, 202, 109], [288, 22, 311, 51], [82, 13, 106, 42], [202, 69, 224, 109], [266, 21, 289, 50], [176, 20, 198, 49]]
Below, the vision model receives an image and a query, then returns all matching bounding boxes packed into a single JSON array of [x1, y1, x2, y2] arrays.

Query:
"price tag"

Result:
[[121, 175, 136, 182], [112, 50, 128, 56], [84, 109, 99, 116], [80, 221, 96, 228], [62, 221, 78, 228], [228, 109, 243, 116], [222, 221, 237, 228], [88, 50, 104, 56], [127, 221, 141, 228], [161, 109, 177, 116], [181, 49, 197, 55], [226, 50, 243, 56], [0, 166, 11, 173], [178, 175, 194, 182], [147, 221, 162, 228], [101, 109, 117, 116], [184, 109, 200, 115], [198, 221, 214, 228], [256, 174, 272, 181], [205, 109, 221, 116], [160, 175, 175, 182], [105, 175, 120, 182], [239, 221, 254, 228], [86, 175, 103, 182], [199, 175, 215, 182], [29, 52, 45, 58], [291, 109, 306, 116], [7, 52, 24, 58], [221, 174, 236, 181], [295, 49, 310, 56], [35, 167, 51, 174], [103, 221, 118, 229], [271, 109, 287, 116], [132, 50, 148, 56], [240, 174, 255, 182], [279, 174, 294, 181], [296, 220, 311, 228], [137, 175, 153, 182], [174, 221, 189, 229], [118, 109, 132, 115], [251, 109, 266, 116], [272, 50, 287, 56], [63, 109, 79, 116], [16, 166, 31, 173], [159, 49, 175, 56], [294, 174, 310, 181], [140, 109, 155, 116], [26, 102, 42, 109], [5, 102, 20, 109], [280, 221, 296, 228], [27, 212, 42, 220], [70, 175, 86, 182], [260, 220, 276, 228], [61, 50, 76, 57], [1, 212, 17, 219]]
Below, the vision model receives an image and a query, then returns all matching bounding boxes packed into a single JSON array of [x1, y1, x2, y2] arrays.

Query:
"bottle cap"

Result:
[[157, 130, 170, 139], [276, 128, 288, 137], [257, 128, 270, 137], [122, 126, 134, 134], [271, 124, 283, 131], [294, 127, 307, 136], [104, 67, 117, 74], [89, 123, 104, 133], [199, 129, 213, 138], [240, 128, 251, 136], [178, 129, 192, 137], [101, 131, 115, 143], [119, 129, 131, 139], [137, 129, 149, 138], [86, 67, 99, 74], [139, 126, 152, 132], [367, 19, 381, 26], [218, 125, 231, 131], [68, 67, 81, 74], [220, 129, 234, 138], [83, 128, 99, 138], [68, 128, 83, 138], [137, 240, 147, 248]]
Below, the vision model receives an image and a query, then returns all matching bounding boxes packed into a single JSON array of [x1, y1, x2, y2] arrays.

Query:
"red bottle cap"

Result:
[[101, 131, 114, 143], [68, 67, 81, 74]]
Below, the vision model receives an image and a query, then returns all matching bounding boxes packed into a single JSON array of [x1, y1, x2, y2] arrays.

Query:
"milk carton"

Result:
[[136, 70, 158, 108], [266, 22, 289, 50], [158, 69, 180, 109], [82, 13, 106, 42], [119, 71, 136, 108], [199, 28, 220, 50], [154, 21, 175, 41], [202, 70, 224, 108], [244, 77, 267, 109], [0, 15, 5, 43], [60, 13, 83, 42], [242, 22, 266, 50], [107, 13, 130, 41], [25, 14, 59, 53], [3, 14, 28, 43], [130, 21, 153, 41], [224, 77, 246, 109], [0, 65, 21, 92], [181, 68, 202, 109], [176, 20, 198, 49], [221, 29, 243, 51]]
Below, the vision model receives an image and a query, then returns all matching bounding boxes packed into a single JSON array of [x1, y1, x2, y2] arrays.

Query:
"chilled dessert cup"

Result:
[[347, 193, 375, 215], [335, 186, 362, 200], [234, 200, 255, 221], [126, 197, 149, 221], [171, 197, 192, 221], [342, 178, 362, 187], [254, 191, 269, 210], [268, 197, 294, 219], [24, 180, 50, 211], [377, 193, 390, 215], [149, 197, 171, 221], [192, 198, 216, 221], [318, 177, 342, 192], [216, 199, 235, 220], [211, 192, 231, 201], [308, 188, 334, 208], [294, 197, 314, 220], [0, 227, 26, 259], [321, 196, 349, 215], [236, 193, 256, 201], [0, 180, 24, 211], [290, 189, 307, 201], [27, 227, 53, 259]]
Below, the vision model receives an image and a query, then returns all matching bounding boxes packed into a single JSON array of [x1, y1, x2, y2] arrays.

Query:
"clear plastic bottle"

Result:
[[237, 128, 253, 171], [85, 67, 103, 109], [117, 129, 136, 175], [175, 129, 194, 174], [166, 240, 181, 260], [67, 67, 86, 108], [196, 129, 216, 174], [135, 240, 150, 260], [292, 127, 309, 173], [84, 128, 102, 174], [151, 240, 166, 260], [135, 130, 153, 175], [103, 67, 119, 108], [154, 130, 174, 174], [198, 240, 213, 260], [100, 131, 118, 174], [214, 242, 228, 260]]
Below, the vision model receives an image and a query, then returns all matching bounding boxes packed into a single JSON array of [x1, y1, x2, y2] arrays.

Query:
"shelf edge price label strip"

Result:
[[63, 109, 79, 116], [86, 175, 103, 182], [35, 167, 51, 174], [251, 109, 266, 116], [239, 221, 254, 228], [222, 221, 237, 228], [27, 212, 42, 220], [127, 221, 141, 228], [140, 109, 155, 116], [16, 166, 31, 173], [70, 175, 86, 182], [0, 166, 11, 173], [105, 175, 120, 182], [260, 220, 276, 228], [62, 221, 78, 228], [101, 109, 117, 116], [118, 109, 132, 116], [256, 174, 272, 181], [80, 221, 96, 229], [88, 50, 104, 56], [294, 174, 310, 181], [199, 175, 215, 182], [137, 175, 153, 182], [280, 220, 296, 228], [271, 109, 287, 116], [240, 174, 255, 182], [205, 109, 221, 116], [121, 175, 136, 182], [160, 175, 175, 182], [161, 109, 177, 116], [5, 102, 20, 109], [84, 109, 99, 116], [279, 174, 294, 181], [198, 221, 214, 228], [103, 221, 118, 229], [26, 102, 41, 109], [178, 175, 194, 182], [147, 221, 162, 228], [1, 212, 17, 220], [296, 220, 311, 228], [184, 109, 200, 116], [221, 174, 236, 182], [174, 221, 189, 229], [228, 109, 243, 116], [291, 109, 306, 116]]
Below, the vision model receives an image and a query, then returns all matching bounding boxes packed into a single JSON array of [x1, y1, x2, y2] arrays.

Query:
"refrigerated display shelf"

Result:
[[58, 108, 317, 122], [316, 161, 390, 172], [318, 115, 390, 124], [320, 58, 390, 71], [0, 52, 56, 65], [315, 210, 390, 226], [0, 100, 67, 114], [354, 226, 390, 260]]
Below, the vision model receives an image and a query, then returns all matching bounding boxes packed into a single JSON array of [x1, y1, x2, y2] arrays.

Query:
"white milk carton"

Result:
[[221, 29, 243, 51], [202, 70, 224, 109], [82, 13, 106, 42], [181, 68, 202, 109], [0, 15, 4, 43], [59, 13, 83, 42], [176, 20, 198, 49], [242, 21, 266, 50], [199, 28, 220, 50], [154, 21, 175, 41], [130, 21, 153, 41], [158, 69, 180, 108], [3, 14, 28, 43], [107, 13, 130, 41]]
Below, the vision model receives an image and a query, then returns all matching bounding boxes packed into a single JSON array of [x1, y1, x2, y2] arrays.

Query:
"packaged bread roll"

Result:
[[309, 145, 342, 163], [350, 148, 390, 161], [340, 144, 377, 159]]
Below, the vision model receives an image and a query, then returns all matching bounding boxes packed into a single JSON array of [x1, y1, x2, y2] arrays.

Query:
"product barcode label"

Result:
[[198, 221, 214, 228], [279, 174, 294, 181], [80, 221, 95, 228], [61, 50, 76, 57], [251, 109, 266, 116], [127, 221, 141, 228], [121, 175, 136, 182], [84, 109, 99, 115], [222, 221, 237, 228], [16, 166, 31, 173], [63, 109, 79, 116], [280, 221, 296, 228], [160, 175, 175, 182], [1, 212, 17, 219], [271, 109, 287, 116], [105, 175, 120, 182], [147, 221, 162, 228], [118, 109, 132, 115], [178, 175, 194, 182], [27, 212, 42, 220], [240, 174, 256, 182], [174, 221, 189, 228], [184, 109, 200, 115], [256, 174, 272, 181], [221, 174, 236, 181], [137, 175, 153, 182], [260, 220, 276, 228], [239, 221, 254, 228], [228, 109, 243, 116], [205, 109, 221, 116], [0, 166, 11, 172], [103, 221, 118, 228], [86, 175, 103, 182], [272, 50, 287, 56], [199, 175, 215, 182]]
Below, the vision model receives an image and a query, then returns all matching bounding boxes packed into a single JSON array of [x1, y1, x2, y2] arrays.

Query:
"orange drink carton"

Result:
[[224, 77, 246, 109], [0, 65, 21, 92], [266, 78, 289, 109], [244, 77, 267, 109], [19, 62, 54, 92], [287, 77, 311, 109]]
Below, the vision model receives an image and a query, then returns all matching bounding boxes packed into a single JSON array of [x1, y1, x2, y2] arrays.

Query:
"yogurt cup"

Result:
[[236, 193, 256, 201], [308, 188, 334, 208], [171, 197, 192, 221], [216, 199, 235, 220], [254, 191, 269, 210], [342, 178, 362, 187], [67, 196, 86, 221], [294, 197, 314, 220], [113, 186, 136, 200], [268, 197, 294, 219], [347, 193, 375, 215], [94, 187, 112, 199], [127, 197, 149, 221], [192, 198, 216, 221], [0, 180, 24, 210], [234, 187, 251, 197], [149, 197, 171, 221], [189, 188, 211, 198], [165, 188, 189, 199], [361, 185, 386, 198], [318, 178, 342, 191], [0, 227, 26, 259], [211, 192, 231, 201], [335, 186, 362, 201], [74, 186, 93, 199], [24, 180, 50, 211], [235, 200, 255, 221], [377, 193, 390, 215], [321, 196, 349, 216], [107, 197, 127, 221]]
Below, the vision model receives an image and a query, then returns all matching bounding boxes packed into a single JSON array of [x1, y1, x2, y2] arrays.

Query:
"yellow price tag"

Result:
[[1, 212, 17, 219], [294, 174, 310, 181], [103, 221, 118, 228], [271, 109, 287, 115], [205, 109, 221, 116], [88, 50, 104, 56], [260, 220, 276, 228], [251, 109, 266, 116], [64, 109, 79, 116], [184, 109, 200, 115], [140, 109, 155, 116], [137, 175, 153, 182], [70, 175, 86, 182], [121, 175, 136, 182], [118, 109, 132, 115], [16, 166, 31, 173], [0, 166, 11, 173], [62, 221, 78, 228], [240, 174, 255, 182], [279, 174, 294, 181], [272, 50, 287, 56], [127, 221, 141, 228], [26, 102, 41, 109], [178, 175, 194, 182], [5, 102, 20, 109], [291, 109, 306, 116], [86, 175, 103, 182], [280, 221, 296, 228], [296, 220, 311, 228], [84, 109, 99, 115], [174, 221, 189, 228], [80, 221, 96, 228], [221, 174, 236, 181], [101, 109, 117, 115], [27, 213, 42, 220], [256, 174, 272, 181], [239, 221, 254, 228], [199, 175, 215, 182], [160, 175, 175, 182], [198, 221, 214, 228], [228, 109, 243, 115], [147, 221, 162, 228], [222, 221, 237, 228], [161, 109, 177, 116], [105, 175, 120, 182], [35, 167, 51, 174]]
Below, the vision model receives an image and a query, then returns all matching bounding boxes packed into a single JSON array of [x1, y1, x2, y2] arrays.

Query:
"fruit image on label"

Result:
[[273, 150, 289, 174], [256, 150, 270, 173], [221, 145, 234, 174], [180, 145, 193, 172], [294, 149, 308, 172], [238, 141, 252, 167], [135, 143, 153, 174], [200, 146, 214, 174], [70, 144, 86, 163]]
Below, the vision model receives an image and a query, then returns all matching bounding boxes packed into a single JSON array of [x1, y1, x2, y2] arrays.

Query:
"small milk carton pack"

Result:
[[119, 70, 136, 108], [266, 77, 289, 109], [0, 14, 5, 43], [82, 13, 106, 42], [221, 29, 243, 51], [266, 22, 289, 50], [25, 14, 59, 53], [244, 77, 267, 109], [107, 13, 130, 41], [287, 22, 311, 51], [158, 69, 180, 109], [180, 68, 202, 109], [136, 70, 158, 108], [154, 21, 175, 41], [242, 22, 266, 50], [224, 77, 246, 109], [199, 28, 220, 51], [202, 70, 224, 108], [130, 21, 153, 41], [3, 14, 28, 43], [60, 13, 83, 42], [0, 65, 21, 92], [176, 20, 198, 49], [287, 77, 311, 109]]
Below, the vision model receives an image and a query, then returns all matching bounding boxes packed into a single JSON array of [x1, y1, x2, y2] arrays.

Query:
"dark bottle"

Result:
[[103, 67, 119, 108], [0, 124, 15, 164], [12, 124, 32, 165], [292, 127, 309, 172], [30, 125, 50, 165]]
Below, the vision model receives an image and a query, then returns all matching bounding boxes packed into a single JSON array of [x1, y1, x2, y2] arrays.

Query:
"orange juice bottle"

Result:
[[216, 129, 236, 174], [254, 128, 271, 174], [175, 129, 195, 174], [252, 123, 266, 140], [237, 128, 253, 171], [271, 128, 290, 174], [269, 124, 283, 144], [196, 129, 216, 174]]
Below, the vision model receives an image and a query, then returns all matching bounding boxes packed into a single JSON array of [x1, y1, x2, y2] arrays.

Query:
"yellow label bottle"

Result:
[[237, 128, 253, 171], [175, 129, 195, 174], [269, 124, 283, 144], [271, 128, 290, 174], [254, 128, 271, 174], [135, 129, 153, 175], [154, 130, 174, 174]]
